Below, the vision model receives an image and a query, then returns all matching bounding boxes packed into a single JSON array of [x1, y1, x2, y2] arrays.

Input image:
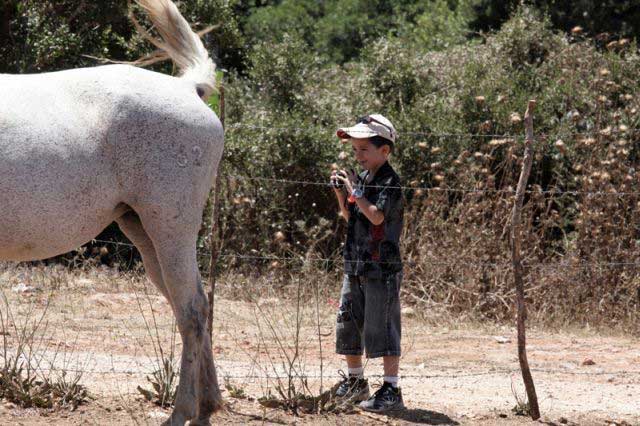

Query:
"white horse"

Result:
[[0, 0, 223, 424]]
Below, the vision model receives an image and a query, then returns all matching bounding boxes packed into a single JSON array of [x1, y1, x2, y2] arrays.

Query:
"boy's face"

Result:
[[350, 138, 390, 171]]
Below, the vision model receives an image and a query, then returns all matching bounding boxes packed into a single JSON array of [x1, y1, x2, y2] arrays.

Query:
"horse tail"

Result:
[[135, 0, 216, 99]]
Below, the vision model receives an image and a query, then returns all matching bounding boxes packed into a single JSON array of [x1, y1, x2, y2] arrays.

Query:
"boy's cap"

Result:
[[336, 114, 396, 143]]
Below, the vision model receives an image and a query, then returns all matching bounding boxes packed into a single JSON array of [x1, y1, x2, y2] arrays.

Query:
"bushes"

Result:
[[243, 0, 321, 46], [248, 34, 320, 111], [398, 0, 474, 52], [3, 0, 638, 324], [0, 0, 131, 73], [212, 6, 640, 325]]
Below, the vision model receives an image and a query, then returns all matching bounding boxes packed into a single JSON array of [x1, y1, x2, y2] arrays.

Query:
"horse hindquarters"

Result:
[[112, 91, 223, 424]]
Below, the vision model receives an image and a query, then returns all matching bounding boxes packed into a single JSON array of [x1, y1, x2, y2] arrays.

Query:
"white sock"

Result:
[[384, 376, 399, 388], [348, 366, 364, 378]]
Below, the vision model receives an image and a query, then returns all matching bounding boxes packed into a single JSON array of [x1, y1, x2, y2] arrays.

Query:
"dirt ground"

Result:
[[0, 265, 638, 425]]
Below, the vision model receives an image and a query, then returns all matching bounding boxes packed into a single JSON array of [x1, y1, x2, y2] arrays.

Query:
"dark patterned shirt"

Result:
[[343, 161, 404, 278]]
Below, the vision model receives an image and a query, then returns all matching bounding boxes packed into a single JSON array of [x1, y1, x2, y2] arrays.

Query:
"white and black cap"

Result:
[[336, 114, 396, 143]]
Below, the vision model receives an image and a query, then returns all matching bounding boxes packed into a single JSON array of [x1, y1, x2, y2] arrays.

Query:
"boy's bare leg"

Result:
[[383, 356, 400, 377], [346, 355, 363, 369], [359, 355, 403, 412], [346, 356, 398, 374], [335, 354, 368, 401]]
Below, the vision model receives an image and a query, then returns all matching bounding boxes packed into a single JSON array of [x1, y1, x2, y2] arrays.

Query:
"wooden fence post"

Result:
[[510, 99, 541, 420], [207, 84, 225, 339]]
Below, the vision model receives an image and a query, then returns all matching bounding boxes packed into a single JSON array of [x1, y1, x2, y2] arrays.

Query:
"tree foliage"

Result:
[[470, 0, 640, 41], [0, 0, 242, 74]]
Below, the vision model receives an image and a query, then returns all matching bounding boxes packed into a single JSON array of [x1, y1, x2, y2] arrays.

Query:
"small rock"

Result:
[[11, 283, 35, 293], [401, 307, 415, 317], [494, 336, 511, 344], [559, 417, 568, 424], [499, 413, 508, 418], [148, 409, 169, 419], [582, 358, 596, 366]]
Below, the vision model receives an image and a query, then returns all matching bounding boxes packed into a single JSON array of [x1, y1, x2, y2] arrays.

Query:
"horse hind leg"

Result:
[[135, 212, 222, 425], [115, 210, 171, 304]]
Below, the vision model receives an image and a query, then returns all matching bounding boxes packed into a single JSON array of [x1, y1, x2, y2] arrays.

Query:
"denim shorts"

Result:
[[335, 272, 402, 358]]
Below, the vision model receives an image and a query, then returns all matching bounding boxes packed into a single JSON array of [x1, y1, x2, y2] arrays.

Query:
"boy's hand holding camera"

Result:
[[330, 167, 383, 226], [330, 169, 358, 194]]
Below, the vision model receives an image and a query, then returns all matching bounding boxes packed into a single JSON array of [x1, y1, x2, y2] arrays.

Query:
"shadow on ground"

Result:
[[381, 407, 459, 425], [222, 408, 288, 424]]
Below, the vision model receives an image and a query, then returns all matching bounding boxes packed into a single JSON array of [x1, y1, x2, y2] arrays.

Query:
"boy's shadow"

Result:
[[376, 407, 459, 425]]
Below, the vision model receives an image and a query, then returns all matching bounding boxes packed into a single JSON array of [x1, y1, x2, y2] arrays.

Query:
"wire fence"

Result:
[[226, 123, 640, 139], [3, 122, 639, 407], [85, 240, 640, 270], [17, 361, 640, 379], [227, 174, 640, 196], [221, 119, 640, 195]]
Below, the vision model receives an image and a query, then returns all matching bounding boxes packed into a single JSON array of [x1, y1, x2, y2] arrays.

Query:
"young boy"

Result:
[[330, 114, 404, 413]]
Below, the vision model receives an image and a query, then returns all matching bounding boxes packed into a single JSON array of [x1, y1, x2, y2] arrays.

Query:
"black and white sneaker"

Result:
[[359, 382, 404, 413], [334, 371, 370, 402]]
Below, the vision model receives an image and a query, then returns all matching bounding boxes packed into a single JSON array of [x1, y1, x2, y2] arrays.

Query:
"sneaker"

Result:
[[359, 382, 404, 413], [334, 371, 370, 402]]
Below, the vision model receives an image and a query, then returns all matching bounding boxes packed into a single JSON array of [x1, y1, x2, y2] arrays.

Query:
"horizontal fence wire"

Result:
[[221, 122, 640, 196], [226, 174, 640, 196], [219, 254, 640, 270], [18, 364, 640, 379], [227, 124, 522, 138], [86, 241, 640, 270], [225, 123, 640, 138]]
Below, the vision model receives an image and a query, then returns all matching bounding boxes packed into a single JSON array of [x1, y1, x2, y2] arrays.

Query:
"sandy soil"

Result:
[[0, 266, 638, 425]]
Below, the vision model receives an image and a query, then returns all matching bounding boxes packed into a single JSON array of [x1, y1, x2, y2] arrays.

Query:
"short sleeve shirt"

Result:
[[343, 161, 404, 278]]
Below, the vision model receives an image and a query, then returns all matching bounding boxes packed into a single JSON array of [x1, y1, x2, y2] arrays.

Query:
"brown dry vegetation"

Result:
[[0, 264, 638, 425], [212, 9, 640, 330]]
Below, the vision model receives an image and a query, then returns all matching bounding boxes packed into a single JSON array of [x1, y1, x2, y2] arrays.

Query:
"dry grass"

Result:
[[0, 285, 90, 411], [0, 263, 638, 425]]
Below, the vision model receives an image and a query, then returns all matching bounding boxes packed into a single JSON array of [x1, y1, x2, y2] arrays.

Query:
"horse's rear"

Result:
[[0, 64, 221, 260], [0, 0, 223, 424], [0, 69, 116, 260]]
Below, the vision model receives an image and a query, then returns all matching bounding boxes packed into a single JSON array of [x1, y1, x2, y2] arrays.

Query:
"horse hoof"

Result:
[[161, 413, 187, 426]]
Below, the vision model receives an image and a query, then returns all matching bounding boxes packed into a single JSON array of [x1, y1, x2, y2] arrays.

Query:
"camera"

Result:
[[330, 173, 344, 189], [331, 172, 347, 189]]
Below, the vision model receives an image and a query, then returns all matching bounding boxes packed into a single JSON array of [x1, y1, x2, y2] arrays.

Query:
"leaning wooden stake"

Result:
[[207, 84, 225, 339], [510, 99, 541, 420]]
